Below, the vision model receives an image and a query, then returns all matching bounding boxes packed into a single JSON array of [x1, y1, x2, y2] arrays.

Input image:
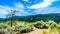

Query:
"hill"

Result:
[[0, 13, 60, 22], [18, 13, 60, 22]]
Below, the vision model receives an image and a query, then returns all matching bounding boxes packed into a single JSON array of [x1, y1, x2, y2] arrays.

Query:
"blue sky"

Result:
[[0, 0, 60, 18]]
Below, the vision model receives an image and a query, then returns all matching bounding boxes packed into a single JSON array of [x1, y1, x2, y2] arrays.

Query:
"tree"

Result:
[[6, 10, 18, 27]]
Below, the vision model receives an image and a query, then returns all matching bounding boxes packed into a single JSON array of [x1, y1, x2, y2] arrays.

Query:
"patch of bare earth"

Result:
[[28, 27, 53, 34]]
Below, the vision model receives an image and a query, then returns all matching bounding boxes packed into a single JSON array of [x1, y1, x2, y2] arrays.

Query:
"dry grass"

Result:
[[28, 27, 56, 34], [28, 29, 50, 34]]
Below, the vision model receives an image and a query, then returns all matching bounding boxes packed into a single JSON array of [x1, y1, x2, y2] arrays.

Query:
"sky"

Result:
[[0, 0, 60, 18]]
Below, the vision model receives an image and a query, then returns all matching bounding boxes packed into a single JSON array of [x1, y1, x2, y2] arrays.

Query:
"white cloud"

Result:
[[34, 7, 60, 14], [0, 2, 31, 18], [0, 5, 14, 18], [0, 9, 7, 14], [28, 2, 51, 9], [0, 6, 11, 15], [27, 0, 59, 9], [0, 2, 29, 18], [15, 9, 31, 16], [14, 2, 25, 9], [14, 2, 31, 16], [23, 0, 29, 2], [0, 0, 59, 18], [44, 0, 58, 2]]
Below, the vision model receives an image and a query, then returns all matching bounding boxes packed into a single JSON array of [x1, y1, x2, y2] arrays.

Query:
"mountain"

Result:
[[0, 18, 6, 21], [0, 13, 60, 22], [18, 13, 60, 22]]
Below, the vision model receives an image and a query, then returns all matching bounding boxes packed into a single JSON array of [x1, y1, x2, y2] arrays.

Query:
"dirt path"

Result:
[[28, 29, 43, 34], [28, 27, 51, 34], [22, 27, 58, 34]]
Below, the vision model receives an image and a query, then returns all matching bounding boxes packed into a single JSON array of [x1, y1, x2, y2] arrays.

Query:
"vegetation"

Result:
[[20, 25, 34, 33], [33, 21, 49, 29], [0, 10, 60, 34], [0, 20, 60, 34], [18, 13, 60, 23]]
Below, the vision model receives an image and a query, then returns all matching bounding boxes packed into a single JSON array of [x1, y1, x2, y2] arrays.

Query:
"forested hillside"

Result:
[[18, 13, 60, 22]]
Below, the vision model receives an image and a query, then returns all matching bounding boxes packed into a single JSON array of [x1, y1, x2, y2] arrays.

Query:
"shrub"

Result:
[[20, 25, 34, 33], [34, 21, 49, 29], [0, 29, 5, 34], [46, 21, 57, 28], [0, 23, 8, 29]]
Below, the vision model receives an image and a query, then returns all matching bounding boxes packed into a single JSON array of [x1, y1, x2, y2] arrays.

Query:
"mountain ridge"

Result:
[[0, 13, 60, 22]]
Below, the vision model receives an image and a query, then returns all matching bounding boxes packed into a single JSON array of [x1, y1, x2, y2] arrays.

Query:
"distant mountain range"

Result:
[[18, 13, 60, 22], [0, 18, 6, 21], [0, 13, 60, 22]]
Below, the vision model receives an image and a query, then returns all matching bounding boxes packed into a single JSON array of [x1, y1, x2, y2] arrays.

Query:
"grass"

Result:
[[50, 27, 60, 34], [0, 21, 60, 34]]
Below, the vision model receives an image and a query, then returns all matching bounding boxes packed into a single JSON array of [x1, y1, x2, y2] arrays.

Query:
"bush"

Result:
[[34, 21, 49, 29], [0, 23, 8, 29], [20, 25, 34, 33], [47, 21, 57, 27], [0, 28, 5, 34]]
